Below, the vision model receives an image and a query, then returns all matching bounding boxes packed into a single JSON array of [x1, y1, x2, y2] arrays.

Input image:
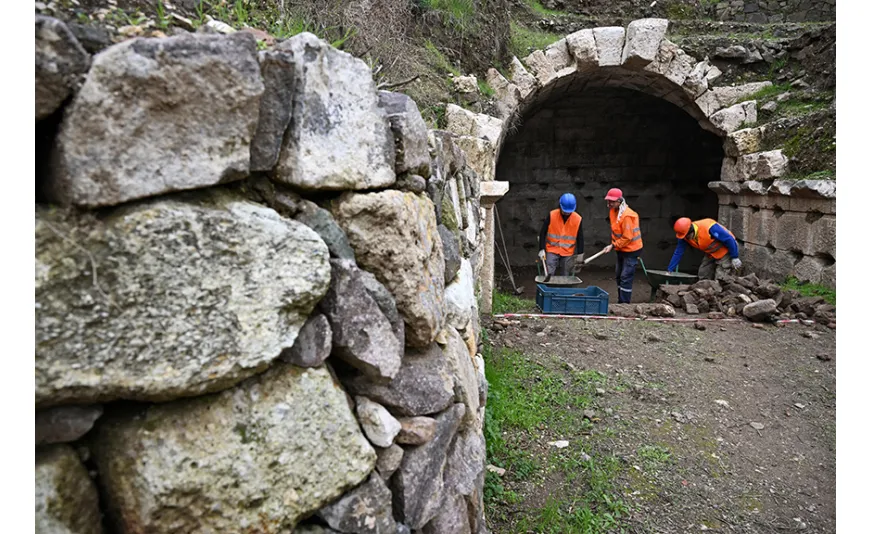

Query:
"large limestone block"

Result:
[[486, 68, 521, 119], [35, 191, 330, 407], [392, 404, 465, 529], [522, 49, 556, 85], [721, 150, 788, 182], [644, 39, 694, 86], [695, 82, 772, 116], [709, 100, 757, 133], [273, 33, 395, 191], [544, 38, 573, 71], [36, 16, 90, 120], [379, 90, 431, 177], [592, 27, 626, 67], [809, 215, 836, 259], [48, 33, 264, 208], [444, 259, 475, 331], [455, 136, 496, 182], [36, 445, 103, 534], [724, 127, 766, 157], [772, 211, 812, 254], [444, 104, 503, 144], [566, 29, 597, 70], [330, 191, 445, 348], [621, 19, 669, 69], [343, 343, 455, 417], [94, 364, 376, 533], [508, 56, 537, 98]]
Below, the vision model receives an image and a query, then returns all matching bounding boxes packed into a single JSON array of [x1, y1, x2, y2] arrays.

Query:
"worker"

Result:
[[667, 217, 743, 280], [537, 193, 585, 276], [601, 188, 642, 304]]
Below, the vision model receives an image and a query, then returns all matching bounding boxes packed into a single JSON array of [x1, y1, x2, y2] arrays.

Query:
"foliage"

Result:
[[781, 276, 836, 303], [492, 289, 537, 315], [425, 39, 462, 77], [509, 21, 562, 58]]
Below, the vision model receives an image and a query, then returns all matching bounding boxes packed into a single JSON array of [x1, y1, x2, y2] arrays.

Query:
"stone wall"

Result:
[[495, 87, 722, 269], [707, 0, 835, 23], [35, 18, 488, 534]]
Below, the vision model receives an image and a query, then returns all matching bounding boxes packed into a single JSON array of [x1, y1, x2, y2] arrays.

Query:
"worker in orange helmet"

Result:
[[667, 217, 743, 280], [538, 193, 585, 276], [601, 188, 643, 303]]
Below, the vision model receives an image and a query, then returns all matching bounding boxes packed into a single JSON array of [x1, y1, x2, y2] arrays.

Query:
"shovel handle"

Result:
[[583, 247, 610, 264]]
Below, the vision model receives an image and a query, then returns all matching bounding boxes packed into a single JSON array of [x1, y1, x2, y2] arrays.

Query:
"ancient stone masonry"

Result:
[[705, 0, 836, 23], [36, 19, 488, 534], [445, 18, 834, 291]]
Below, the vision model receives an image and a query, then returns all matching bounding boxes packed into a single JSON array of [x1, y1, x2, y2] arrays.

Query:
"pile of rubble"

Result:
[[654, 273, 836, 325]]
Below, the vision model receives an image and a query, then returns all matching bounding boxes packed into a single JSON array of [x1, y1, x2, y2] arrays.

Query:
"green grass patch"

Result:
[[419, 0, 475, 30], [782, 276, 836, 304], [637, 445, 673, 470], [424, 39, 461, 77], [478, 79, 495, 98], [492, 289, 537, 315], [747, 82, 792, 101], [509, 21, 562, 58], [525, 0, 567, 17]]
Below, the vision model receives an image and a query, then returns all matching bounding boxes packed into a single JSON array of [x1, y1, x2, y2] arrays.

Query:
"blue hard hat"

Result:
[[559, 193, 576, 213]]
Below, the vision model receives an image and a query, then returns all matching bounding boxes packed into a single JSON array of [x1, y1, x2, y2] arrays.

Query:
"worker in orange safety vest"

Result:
[[601, 188, 643, 303], [537, 193, 584, 276], [667, 217, 743, 280]]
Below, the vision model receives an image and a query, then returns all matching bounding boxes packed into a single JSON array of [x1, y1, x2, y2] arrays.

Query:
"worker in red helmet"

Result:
[[538, 193, 585, 276], [602, 188, 643, 303], [668, 217, 743, 280]]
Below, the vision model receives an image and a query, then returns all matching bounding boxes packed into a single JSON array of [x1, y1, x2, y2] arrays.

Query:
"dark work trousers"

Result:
[[615, 251, 640, 304]]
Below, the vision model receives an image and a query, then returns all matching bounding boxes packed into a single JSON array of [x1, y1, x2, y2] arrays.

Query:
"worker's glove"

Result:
[[602, 245, 613, 254], [732, 258, 743, 270], [572, 254, 585, 275], [538, 249, 546, 262]]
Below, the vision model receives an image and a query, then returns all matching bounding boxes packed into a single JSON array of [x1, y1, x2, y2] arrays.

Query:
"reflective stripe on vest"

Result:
[[609, 208, 643, 253], [545, 209, 582, 256], [688, 218, 734, 260]]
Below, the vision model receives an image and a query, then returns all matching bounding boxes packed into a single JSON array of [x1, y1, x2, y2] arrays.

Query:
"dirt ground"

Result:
[[482, 314, 836, 533]]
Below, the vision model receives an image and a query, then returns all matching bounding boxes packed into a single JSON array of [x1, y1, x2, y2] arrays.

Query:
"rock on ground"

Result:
[[319, 259, 403, 380], [35, 190, 330, 408], [743, 299, 778, 322], [36, 405, 103, 446], [342, 343, 455, 417], [356, 396, 402, 448], [48, 32, 264, 207], [317, 473, 397, 534], [36, 16, 90, 120], [36, 445, 102, 534], [330, 191, 445, 348], [273, 33, 395, 191], [93, 364, 376, 533]]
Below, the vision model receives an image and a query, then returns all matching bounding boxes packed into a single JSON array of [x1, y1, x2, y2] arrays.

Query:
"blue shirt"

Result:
[[667, 223, 739, 272]]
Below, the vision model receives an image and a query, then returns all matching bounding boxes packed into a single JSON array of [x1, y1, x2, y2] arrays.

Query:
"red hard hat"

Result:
[[674, 217, 692, 239], [604, 188, 622, 201]]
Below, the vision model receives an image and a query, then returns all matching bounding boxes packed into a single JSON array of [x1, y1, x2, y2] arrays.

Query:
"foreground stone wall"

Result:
[[36, 19, 487, 534]]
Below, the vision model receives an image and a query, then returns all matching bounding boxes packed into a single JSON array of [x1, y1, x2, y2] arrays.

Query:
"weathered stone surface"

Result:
[[421, 491, 471, 534], [714, 45, 763, 63], [443, 327, 480, 429], [344, 343, 454, 416], [508, 56, 537, 98], [609, 303, 676, 317], [357, 268, 406, 346], [280, 313, 332, 368], [440, 225, 462, 284], [566, 29, 598, 70], [452, 75, 479, 94], [523, 49, 556, 85], [644, 39, 694, 86], [444, 259, 475, 331], [94, 364, 376, 533], [36, 16, 90, 120], [621, 18, 669, 69], [36, 445, 102, 534], [721, 150, 788, 182], [250, 49, 295, 171], [724, 127, 766, 157], [444, 104, 503, 144], [486, 68, 522, 118], [36, 405, 103, 446], [379, 91, 431, 178], [36, 191, 330, 408], [331, 191, 445, 348], [395, 173, 428, 193], [48, 32, 263, 207], [356, 396, 402, 448], [743, 299, 777, 321], [273, 33, 395, 191], [392, 404, 465, 529], [793, 256, 827, 284], [445, 428, 486, 497], [320, 259, 402, 380], [294, 526, 341, 534], [697, 82, 772, 116], [455, 136, 497, 182], [544, 38, 573, 72], [396, 416, 438, 445], [318, 473, 397, 534], [376, 444, 405, 480], [770, 179, 836, 199], [593, 27, 626, 67], [683, 60, 711, 99], [710, 100, 757, 133]]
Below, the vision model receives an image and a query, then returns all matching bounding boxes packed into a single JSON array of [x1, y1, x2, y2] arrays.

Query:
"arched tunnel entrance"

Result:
[[494, 85, 724, 301]]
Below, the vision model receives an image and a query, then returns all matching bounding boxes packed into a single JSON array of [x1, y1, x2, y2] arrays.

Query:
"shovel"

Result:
[[583, 247, 610, 265]]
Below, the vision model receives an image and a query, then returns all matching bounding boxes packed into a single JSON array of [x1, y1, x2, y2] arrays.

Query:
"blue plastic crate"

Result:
[[536, 284, 609, 315]]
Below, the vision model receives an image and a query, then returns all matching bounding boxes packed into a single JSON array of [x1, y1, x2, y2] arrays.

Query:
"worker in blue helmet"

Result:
[[538, 193, 585, 276]]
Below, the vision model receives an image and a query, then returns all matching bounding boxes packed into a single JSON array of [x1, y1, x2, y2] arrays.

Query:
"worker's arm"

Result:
[[575, 218, 585, 255], [709, 223, 739, 258], [667, 240, 688, 272], [538, 218, 549, 250], [611, 216, 634, 250]]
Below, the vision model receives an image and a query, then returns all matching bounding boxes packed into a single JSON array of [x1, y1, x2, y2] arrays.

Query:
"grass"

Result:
[[483, 341, 630, 531], [525, 0, 567, 17], [424, 39, 461, 77], [509, 21, 562, 58], [419, 0, 475, 30], [492, 289, 537, 315], [782, 276, 836, 304], [637, 445, 673, 471], [478, 79, 495, 98], [746, 82, 792, 102]]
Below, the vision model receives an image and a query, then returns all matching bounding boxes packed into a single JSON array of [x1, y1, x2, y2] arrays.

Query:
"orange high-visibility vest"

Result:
[[688, 218, 734, 259], [545, 209, 582, 257], [610, 207, 643, 253]]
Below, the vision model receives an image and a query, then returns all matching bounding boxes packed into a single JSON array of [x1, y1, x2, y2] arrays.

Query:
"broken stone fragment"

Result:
[[356, 396, 402, 448], [317, 473, 397, 534], [36, 16, 91, 120], [36, 405, 103, 446], [36, 444, 103, 534], [280, 313, 332, 368], [396, 416, 438, 445]]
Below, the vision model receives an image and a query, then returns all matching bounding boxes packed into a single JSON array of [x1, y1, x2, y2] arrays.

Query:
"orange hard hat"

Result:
[[674, 217, 692, 239], [604, 188, 622, 201]]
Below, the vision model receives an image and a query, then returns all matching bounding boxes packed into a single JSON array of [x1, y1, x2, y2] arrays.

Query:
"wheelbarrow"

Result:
[[638, 258, 698, 303]]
